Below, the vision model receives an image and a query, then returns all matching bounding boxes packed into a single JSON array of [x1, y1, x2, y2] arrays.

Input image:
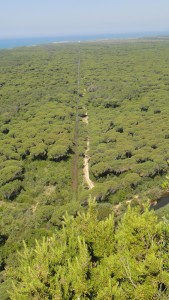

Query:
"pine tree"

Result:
[[7, 199, 169, 299]]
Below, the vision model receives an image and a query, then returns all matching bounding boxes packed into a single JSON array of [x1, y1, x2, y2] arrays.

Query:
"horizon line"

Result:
[[0, 30, 169, 40]]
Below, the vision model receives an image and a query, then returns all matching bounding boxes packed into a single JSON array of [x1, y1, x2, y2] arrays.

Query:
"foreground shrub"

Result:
[[8, 200, 169, 299]]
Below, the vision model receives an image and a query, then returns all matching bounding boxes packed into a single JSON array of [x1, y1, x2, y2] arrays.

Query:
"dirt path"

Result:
[[82, 113, 88, 125], [84, 138, 95, 189], [72, 46, 94, 196], [83, 112, 95, 189], [72, 54, 80, 200]]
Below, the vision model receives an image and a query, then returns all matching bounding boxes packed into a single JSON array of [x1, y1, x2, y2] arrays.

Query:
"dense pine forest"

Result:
[[1, 38, 169, 299]]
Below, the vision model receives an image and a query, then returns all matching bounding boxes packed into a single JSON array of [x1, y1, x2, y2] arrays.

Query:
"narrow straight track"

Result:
[[72, 48, 80, 201]]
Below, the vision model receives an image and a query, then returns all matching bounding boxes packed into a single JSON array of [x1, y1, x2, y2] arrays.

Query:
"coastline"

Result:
[[0, 32, 169, 50]]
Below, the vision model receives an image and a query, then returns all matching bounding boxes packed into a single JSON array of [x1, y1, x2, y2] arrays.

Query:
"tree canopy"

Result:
[[7, 200, 169, 300]]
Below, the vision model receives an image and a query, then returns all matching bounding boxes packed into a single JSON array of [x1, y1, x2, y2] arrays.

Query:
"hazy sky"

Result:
[[0, 0, 169, 38]]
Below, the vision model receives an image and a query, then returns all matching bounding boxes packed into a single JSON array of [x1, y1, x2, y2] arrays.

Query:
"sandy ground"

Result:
[[31, 201, 39, 214], [84, 139, 95, 189], [83, 112, 95, 190], [82, 114, 88, 125], [44, 185, 56, 196]]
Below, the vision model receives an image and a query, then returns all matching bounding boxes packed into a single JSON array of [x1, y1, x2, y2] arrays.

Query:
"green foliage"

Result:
[[1, 40, 169, 299], [80, 40, 169, 202], [161, 175, 169, 190], [7, 200, 169, 299], [0, 164, 23, 187], [48, 144, 70, 161], [0, 179, 22, 200]]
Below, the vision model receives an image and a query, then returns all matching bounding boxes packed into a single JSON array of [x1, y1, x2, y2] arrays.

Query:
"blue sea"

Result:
[[0, 32, 168, 49]]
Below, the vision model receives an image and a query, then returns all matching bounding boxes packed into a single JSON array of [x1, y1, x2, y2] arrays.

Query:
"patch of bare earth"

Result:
[[82, 114, 88, 125], [44, 185, 56, 196], [82, 112, 95, 190], [31, 202, 39, 214]]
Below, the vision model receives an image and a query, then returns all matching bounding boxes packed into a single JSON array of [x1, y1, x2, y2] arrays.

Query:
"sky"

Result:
[[0, 0, 169, 38]]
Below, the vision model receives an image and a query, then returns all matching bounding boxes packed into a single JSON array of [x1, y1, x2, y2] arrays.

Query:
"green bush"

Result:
[[0, 180, 23, 200], [7, 200, 169, 300]]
